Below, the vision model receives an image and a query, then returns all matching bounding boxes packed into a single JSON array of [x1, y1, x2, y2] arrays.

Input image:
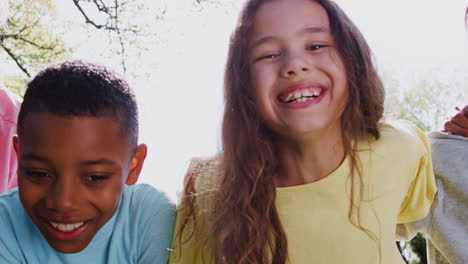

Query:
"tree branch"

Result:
[[0, 43, 30, 77], [72, 0, 106, 30], [17, 37, 55, 50], [1, 34, 54, 50]]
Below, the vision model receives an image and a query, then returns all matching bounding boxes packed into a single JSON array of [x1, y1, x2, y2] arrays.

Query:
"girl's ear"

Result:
[[126, 144, 147, 186]]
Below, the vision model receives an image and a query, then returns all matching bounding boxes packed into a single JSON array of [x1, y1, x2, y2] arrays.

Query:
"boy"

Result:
[[0, 86, 21, 193], [0, 61, 175, 263]]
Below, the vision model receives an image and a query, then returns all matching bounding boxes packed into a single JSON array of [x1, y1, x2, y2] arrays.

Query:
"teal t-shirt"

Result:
[[0, 184, 175, 264]]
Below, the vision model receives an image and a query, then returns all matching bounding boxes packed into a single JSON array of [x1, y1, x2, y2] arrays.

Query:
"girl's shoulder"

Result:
[[377, 120, 428, 149], [186, 154, 223, 193], [379, 119, 425, 137], [358, 120, 430, 160]]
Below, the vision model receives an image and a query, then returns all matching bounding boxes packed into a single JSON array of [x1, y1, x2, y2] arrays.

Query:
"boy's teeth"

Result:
[[49, 221, 84, 232]]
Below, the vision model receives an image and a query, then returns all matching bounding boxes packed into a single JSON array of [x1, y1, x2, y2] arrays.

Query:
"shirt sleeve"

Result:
[[397, 121, 437, 224], [135, 185, 176, 264]]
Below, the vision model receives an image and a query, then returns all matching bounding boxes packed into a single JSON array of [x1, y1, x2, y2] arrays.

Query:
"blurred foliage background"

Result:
[[1, 1, 467, 263]]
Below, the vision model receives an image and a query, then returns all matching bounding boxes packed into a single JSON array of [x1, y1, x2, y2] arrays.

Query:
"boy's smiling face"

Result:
[[15, 112, 146, 253]]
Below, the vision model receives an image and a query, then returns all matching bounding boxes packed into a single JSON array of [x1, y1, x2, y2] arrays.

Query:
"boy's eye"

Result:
[[307, 44, 328, 51], [25, 170, 49, 178], [23, 169, 52, 183], [86, 175, 110, 183]]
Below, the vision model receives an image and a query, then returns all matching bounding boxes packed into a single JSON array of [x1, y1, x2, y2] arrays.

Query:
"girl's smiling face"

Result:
[[249, 0, 348, 140]]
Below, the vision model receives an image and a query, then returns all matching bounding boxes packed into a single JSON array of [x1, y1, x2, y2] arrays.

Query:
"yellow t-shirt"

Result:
[[170, 121, 437, 264]]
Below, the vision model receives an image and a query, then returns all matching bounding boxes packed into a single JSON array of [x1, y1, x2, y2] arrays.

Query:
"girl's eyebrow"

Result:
[[250, 36, 277, 50], [301, 26, 329, 34], [250, 26, 330, 50]]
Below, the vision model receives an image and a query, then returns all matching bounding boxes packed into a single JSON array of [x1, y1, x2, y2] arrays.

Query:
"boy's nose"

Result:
[[46, 179, 80, 212], [281, 54, 310, 78]]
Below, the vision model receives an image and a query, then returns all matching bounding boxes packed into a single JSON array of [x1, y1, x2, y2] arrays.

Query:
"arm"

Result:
[[443, 105, 468, 137]]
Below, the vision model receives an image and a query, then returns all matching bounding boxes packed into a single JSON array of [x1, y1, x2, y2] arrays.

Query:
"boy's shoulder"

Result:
[[0, 188, 22, 216], [118, 183, 175, 227], [122, 183, 174, 210], [0, 189, 42, 263], [113, 184, 176, 264]]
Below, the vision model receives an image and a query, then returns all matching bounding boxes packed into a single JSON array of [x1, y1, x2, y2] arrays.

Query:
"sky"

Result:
[[2, 0, 468, 201]]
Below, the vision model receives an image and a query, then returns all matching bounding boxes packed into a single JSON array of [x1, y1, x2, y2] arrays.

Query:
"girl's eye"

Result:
[[256, 53, 280, 62], [308, 44, 328, 51]]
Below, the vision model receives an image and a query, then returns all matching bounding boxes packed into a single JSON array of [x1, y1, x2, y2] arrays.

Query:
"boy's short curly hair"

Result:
[[18, 60, 139, 148]]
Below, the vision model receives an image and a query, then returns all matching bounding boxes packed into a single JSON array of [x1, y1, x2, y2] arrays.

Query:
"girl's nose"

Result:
[[281, 54, 310, 78]]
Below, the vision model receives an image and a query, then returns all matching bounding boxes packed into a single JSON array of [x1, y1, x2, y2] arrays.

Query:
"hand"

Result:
[[443, 105, 468, 137]]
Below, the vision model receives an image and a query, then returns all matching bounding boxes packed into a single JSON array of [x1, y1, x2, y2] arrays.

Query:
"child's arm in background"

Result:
[[443, 105, 468, 137]]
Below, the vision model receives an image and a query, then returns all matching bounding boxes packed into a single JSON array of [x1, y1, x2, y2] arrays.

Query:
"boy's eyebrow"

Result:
[[20, 154, 117, 166], [250, 26, 330, 49], [20, 153, 50, 163], [80, 159, 118, 166]]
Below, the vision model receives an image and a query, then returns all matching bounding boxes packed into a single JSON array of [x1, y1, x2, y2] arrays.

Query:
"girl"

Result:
[[170, 0, 436, 263]]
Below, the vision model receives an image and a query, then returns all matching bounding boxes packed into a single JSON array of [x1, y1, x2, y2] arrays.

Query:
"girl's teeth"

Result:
[[302, 90, 312, 97], [280, 88, 323, 103], [49, 221, 84, 232], [294, 91, 301, 99]]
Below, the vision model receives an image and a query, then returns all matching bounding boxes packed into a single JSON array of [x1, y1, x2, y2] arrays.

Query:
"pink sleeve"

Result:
[[0, 87, 21, 193]]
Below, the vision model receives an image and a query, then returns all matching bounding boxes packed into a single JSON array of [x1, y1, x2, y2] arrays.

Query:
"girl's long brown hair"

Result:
[[178, 0, 385, 263]]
